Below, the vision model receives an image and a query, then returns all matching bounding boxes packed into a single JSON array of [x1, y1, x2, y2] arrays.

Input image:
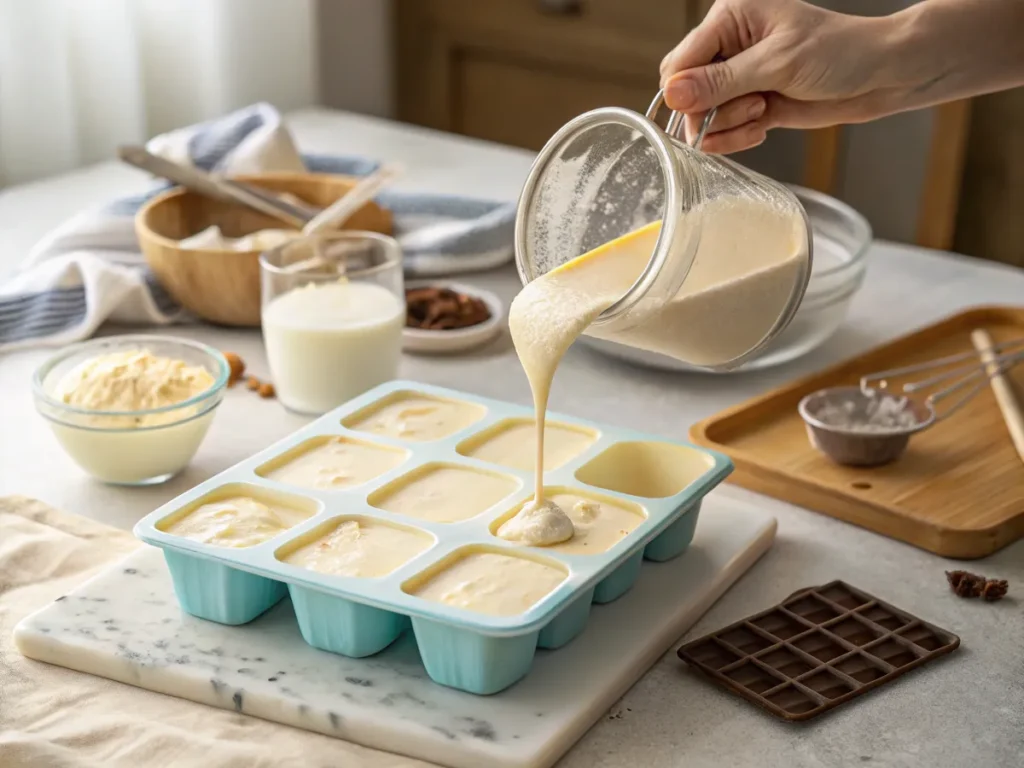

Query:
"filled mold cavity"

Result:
[[402, 546, 568, 617], [575, 440, 714, 498], [489, 487, 646, 555], [342, 390, 486, 442], [156, 483, 318, 549], [256, 435, 408, 491], [368, 462, 519, 523], [275, 515, 434, 578], [456, 417, 598, 472]]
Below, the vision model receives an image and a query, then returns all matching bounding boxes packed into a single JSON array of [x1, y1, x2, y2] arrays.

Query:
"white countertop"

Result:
[[2, 108, 1022, 767]]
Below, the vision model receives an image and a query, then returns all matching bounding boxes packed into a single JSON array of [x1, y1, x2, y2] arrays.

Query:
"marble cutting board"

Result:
[[15, 491, 776, 768]]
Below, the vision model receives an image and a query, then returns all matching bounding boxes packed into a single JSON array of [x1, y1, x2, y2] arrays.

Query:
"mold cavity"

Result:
[[864, 639, 920, 668], [402, 546, 567, 617], [275, 515, 434, 578], [751, 609, 809, 640], [369, 463, 519, 523], [574, 440, 715, 498], [832, 652, 888, 684], [489, 487, 646, 555], [156, 483, 318, 549], [719, 626, 774, 655], [797, 669, 854, 700], [819, 583, 870, 610], [256, 435, 408, 491], [457, 418, 597, 472], [755, 647, 815, 679], [342, 390, 486, 442], [684, 640, 742, 670], [724, 661, 785, 694], [765, 685, 818, 716]]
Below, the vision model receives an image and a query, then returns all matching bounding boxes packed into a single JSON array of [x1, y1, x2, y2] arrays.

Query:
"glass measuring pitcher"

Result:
[[514, 91, 813, 371]]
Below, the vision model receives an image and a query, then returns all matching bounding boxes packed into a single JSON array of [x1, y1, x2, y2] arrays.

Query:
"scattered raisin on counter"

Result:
[[258, 382, 275, 399], [246, 376, 261, 391], [406, 286, 491, 331], [224, 352, 246, 387], [981, 579, 1009, 602], [946, 570, 1008, 601]]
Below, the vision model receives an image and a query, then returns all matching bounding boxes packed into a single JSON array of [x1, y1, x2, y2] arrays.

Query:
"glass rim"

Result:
[[32, 334, 229, 421], [514, 106, 688, 326], [258, 230, 402, 279]]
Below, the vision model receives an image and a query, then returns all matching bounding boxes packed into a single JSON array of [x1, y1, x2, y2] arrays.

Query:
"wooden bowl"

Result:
[[137, 172, 394, 326]]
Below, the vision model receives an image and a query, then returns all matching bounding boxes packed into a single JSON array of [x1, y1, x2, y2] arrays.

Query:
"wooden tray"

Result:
[[690, 305, 1024, 559]]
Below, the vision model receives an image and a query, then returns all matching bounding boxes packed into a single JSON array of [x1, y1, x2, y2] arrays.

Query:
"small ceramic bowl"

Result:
[[798, 386, 934, 467], [402, 280, 503, 354], [33, 335, 229, 485]]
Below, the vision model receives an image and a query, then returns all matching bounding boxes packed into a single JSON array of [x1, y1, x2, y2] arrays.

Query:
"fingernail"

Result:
[[748, 99, 766, 120], [665, 78, 698, 110]]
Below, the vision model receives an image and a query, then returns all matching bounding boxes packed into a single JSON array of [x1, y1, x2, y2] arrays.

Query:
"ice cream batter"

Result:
[[261, 437, 406, 490], [411, 551, 566, 616], [346, 394, 486, 442], [370, 465, 518, 523], [461, 419, 596, 472], [283, 518, 431, 578], [162, 496, 309, 549], [499, 492, 643, 555], [504, 197, 806, 544]]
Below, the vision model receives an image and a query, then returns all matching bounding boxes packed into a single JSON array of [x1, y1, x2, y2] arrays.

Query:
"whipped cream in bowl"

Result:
[[33, 335, 229, 485]]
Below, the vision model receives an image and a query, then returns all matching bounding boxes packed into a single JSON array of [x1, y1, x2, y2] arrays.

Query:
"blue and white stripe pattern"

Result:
[[0, 104, 516, 351]]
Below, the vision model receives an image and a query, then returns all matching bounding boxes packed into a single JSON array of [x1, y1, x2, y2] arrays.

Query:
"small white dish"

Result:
[[402, 280, 504, 354]]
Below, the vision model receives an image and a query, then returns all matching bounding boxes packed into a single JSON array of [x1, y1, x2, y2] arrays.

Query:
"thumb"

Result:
[[664, 47, 767, 113]]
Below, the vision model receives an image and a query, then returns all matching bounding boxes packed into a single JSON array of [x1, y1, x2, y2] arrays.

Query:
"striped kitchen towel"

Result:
[[0, 103, 516, 352]]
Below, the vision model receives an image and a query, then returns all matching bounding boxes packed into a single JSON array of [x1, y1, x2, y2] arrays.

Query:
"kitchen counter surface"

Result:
[[2, 108, 1022, 768]]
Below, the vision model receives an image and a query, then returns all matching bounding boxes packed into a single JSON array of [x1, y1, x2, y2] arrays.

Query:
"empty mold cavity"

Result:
[[824, 616, 884, 647], [752, 609, 808, 640], [792, 630, 846, 662], [897, 623, 947, 652], [156, 483, 318, 549], [457, 417, 598, 472], [275, 515, 434, 578], [489, 487, 646, 555], [686, 640, 742, 670], [256, 435, 408, 491], [574, 440, 714, 498], [784, 594, 843, 624], [369, 462, 519, 523], [719, 626, 774, 655], [342, 390, 486, 442], [724, 661, 787, 695], [765, 685, 818, 716], [857, 603, 912, 631], [864, 638, 920, 668], [798, 669, 855, 701], [402, 546, 568, 617], [832, 652, 888, 684], [755, 647, 815, 678], [819, 582, 871, 610]]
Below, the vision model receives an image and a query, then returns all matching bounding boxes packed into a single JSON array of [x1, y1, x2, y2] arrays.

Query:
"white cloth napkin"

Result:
[[0, 103, 516, 352]]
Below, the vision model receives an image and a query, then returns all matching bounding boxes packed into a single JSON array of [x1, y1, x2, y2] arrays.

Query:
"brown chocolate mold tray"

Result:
[[677, 580, 960, 721]]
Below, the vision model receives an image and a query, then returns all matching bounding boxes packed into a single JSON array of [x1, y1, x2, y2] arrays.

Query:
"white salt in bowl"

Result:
[[798, 386, 934, 467]]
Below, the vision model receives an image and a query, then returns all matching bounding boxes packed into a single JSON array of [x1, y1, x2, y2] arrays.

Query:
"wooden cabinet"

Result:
[[395, 0, 699, 151]]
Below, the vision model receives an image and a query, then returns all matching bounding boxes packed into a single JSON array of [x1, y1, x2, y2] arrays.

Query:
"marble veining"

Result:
[[15, 495, 775, 768]]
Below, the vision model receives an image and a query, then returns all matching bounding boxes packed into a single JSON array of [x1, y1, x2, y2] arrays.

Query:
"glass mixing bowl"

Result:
[[578, 185, 872, 373]]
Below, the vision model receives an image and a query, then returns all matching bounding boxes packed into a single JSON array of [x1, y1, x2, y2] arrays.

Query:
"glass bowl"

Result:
[[578, 184, 872, 373], [33, 335, 229, 485]]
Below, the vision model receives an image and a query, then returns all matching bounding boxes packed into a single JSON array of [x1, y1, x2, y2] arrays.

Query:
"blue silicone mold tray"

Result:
[[135, 380, 733, 694]]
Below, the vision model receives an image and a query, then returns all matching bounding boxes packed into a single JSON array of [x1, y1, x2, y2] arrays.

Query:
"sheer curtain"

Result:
[[0, 0, 318, 186]]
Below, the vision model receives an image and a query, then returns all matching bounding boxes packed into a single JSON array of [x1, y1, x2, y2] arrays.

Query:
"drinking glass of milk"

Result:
[[260, 232, 404, 415]]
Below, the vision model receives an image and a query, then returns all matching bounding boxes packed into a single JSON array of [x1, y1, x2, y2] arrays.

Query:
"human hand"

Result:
[[659, 0, 896, 153]]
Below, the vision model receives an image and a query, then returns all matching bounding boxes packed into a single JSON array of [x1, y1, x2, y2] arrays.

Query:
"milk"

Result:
[[262, 281, 405, 415]]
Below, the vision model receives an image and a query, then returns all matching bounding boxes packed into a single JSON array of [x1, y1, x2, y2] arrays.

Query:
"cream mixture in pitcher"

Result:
[[499, 198, 808, 546]]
